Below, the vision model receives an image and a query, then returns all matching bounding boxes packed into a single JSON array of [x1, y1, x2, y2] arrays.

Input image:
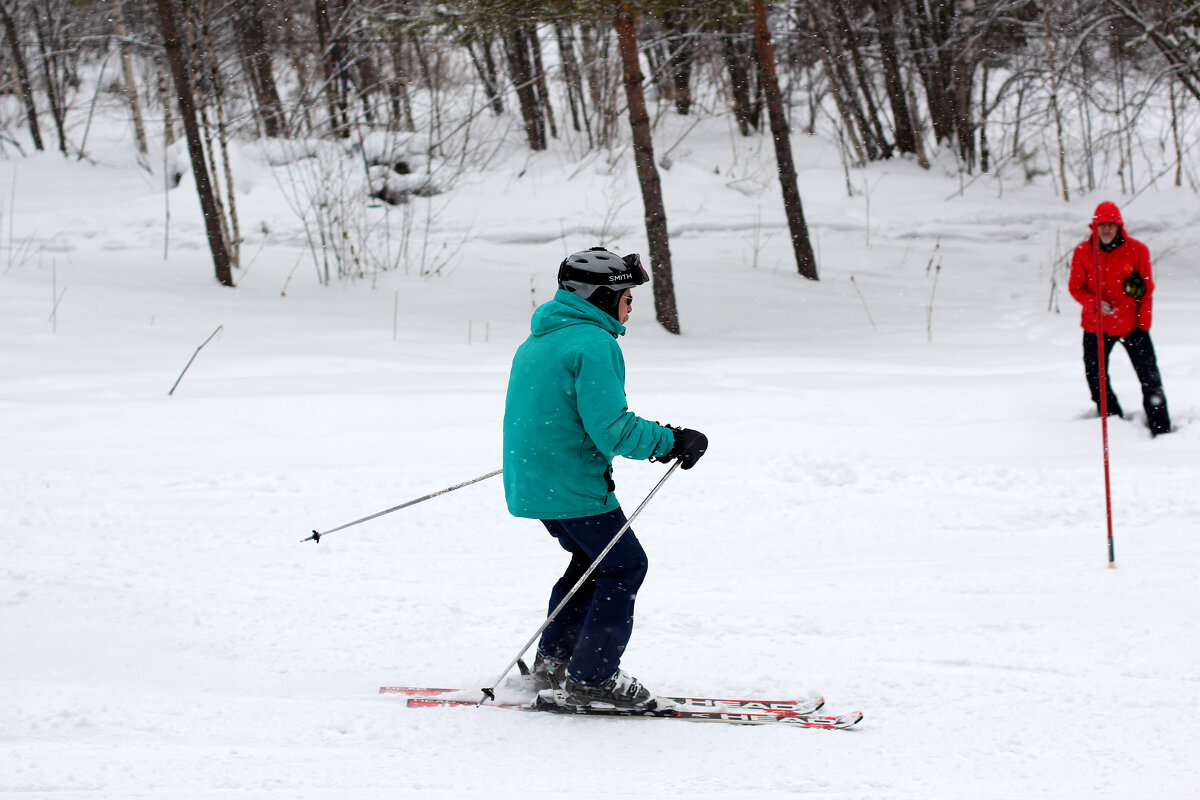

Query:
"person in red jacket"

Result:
[[1068, 201, 1171, 436]]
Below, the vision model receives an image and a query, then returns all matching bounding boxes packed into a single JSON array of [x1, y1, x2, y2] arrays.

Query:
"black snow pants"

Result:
[[1082, 329, 1171, 436]]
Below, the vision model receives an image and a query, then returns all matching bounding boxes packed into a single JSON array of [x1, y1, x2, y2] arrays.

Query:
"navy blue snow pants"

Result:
[[536, 508, 648, 687]]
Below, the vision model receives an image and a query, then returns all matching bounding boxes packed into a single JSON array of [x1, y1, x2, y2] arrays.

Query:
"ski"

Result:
[[382, 687, 861, 729], [380, 685, 825, 715], [405, 695, 861, 729]]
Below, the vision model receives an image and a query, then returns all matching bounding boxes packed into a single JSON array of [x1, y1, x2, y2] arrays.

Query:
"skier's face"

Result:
[[618, 290, 632, 324], [1097, 222, 1119, 245]]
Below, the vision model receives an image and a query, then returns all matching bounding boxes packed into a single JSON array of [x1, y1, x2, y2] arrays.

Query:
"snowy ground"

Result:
[[2, 105, 1200, 799]]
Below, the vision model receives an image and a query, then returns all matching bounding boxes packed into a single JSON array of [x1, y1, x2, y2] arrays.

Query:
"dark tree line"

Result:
[[3, 0, 1196, 167], [1, 1, 1196, 321]]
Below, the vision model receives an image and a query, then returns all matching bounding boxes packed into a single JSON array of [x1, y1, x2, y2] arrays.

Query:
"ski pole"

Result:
[[481, 461, 681, 702], [1092, 235, 1116, 569], [302, 469, 502, 543]]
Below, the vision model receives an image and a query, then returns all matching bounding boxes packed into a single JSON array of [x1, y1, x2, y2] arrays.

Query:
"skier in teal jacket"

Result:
[[503, 247, 707, 711]]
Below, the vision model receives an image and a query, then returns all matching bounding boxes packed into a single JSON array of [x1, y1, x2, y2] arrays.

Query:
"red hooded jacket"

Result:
[[1068, 201, 1154, 336]]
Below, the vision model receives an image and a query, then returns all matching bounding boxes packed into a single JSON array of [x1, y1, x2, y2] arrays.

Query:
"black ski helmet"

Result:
[[558, 247, 649, 298], [559, 247, 652, 319], [558, 247, 648, 318]]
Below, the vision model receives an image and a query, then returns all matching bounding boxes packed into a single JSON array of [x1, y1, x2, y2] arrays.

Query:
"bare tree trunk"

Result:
[[197, 103, 233, 269], [979, 62, 990, 173], [465, 36, 504, 115], [236, 3, 285, 137], [643, 40, 667, 101], [528, 26, 558, 141], [155, 55, 176, 145], [752, 0, 818, 281], [0, 0, 44, 151], [614, 2, 679, 334], [197, 0, 239, 268], [580, 22, 605, 111], [951, 0, 977, 168], [723, 33, 758, 136], [412, 35, 446, 149], [831, 0, 890, 155], [356, 47, 381, 126], [503, 25, 547, 150], [1079, 47, 1096, 191], [111, 0, 149, 154], [805, 62, 819, 134], [807, 6, 865, 164], [480, 37, 502, 115], [810, 1, 879, 161], [663, 12, 695, 115], [283, 19, 314, 135], [1042, 5, 1069, 201], [1113, 42, 1134, 193], [33, 6, 68, 155], [871, 0, 918, 156], [555, 21, 592, 144], [1010, 77, 1024, 157], [313, 0, 347, 136], [1170, 77, 1183, 187], [904, 66, 930, 165], [389, 41, 415, 132], [904, 0, 955, 145], [580, 22, 618, 147], [154, 0, 234, 287]]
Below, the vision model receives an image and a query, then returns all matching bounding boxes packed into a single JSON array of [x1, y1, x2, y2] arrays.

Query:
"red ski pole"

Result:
[[1092, 235, 1116, 569]]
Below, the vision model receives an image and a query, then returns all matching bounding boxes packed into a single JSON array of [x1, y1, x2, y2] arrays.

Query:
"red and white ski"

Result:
[[382, 686, 862, 729]]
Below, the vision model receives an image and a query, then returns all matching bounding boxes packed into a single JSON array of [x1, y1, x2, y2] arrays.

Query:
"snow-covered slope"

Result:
[[2, 105, 1198, 799]]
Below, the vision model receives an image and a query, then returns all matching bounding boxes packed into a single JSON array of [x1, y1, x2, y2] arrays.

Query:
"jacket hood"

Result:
[[1090, 201, 1125, 233], [530, 289, 626, 338], [1089, 201, 1128, 251]]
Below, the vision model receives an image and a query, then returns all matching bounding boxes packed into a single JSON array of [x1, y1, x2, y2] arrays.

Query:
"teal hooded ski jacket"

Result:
[[503, 290, 675, 519]]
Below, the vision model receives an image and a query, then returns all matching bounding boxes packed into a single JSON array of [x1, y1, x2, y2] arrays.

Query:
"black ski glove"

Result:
[[655, 426, 708, 470]]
